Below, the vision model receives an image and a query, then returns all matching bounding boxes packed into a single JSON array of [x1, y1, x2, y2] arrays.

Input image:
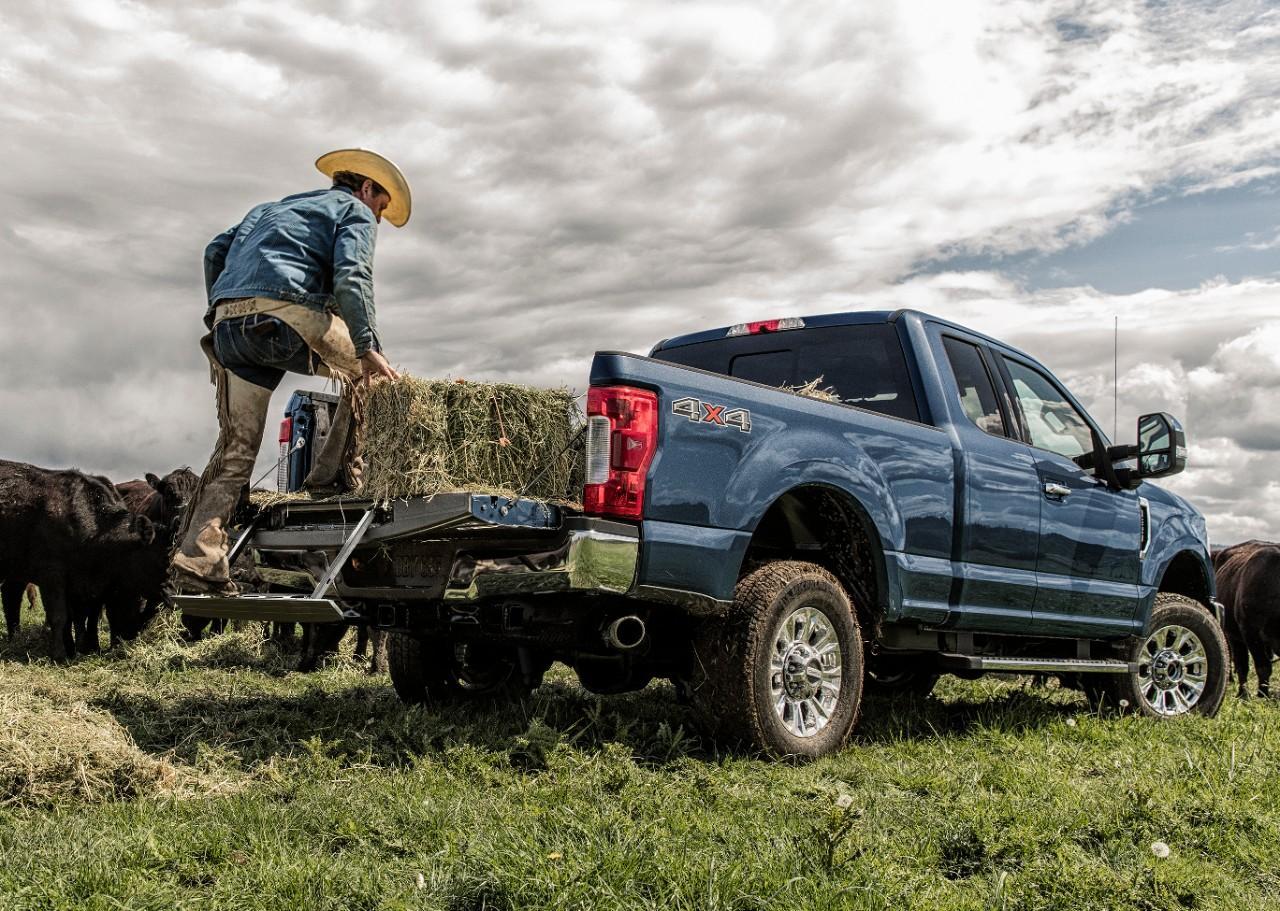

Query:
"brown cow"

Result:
[[1215, 540, 1280, 697]]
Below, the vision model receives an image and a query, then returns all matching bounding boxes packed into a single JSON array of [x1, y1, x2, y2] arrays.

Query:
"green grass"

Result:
[[1, 613, 1278, 911]]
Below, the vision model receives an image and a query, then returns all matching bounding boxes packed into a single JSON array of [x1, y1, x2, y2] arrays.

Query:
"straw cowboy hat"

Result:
[[315, 148, 412, 227]]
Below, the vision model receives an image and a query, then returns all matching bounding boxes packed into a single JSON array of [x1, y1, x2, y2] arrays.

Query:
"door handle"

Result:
[[1044, 482, 1071, 499]]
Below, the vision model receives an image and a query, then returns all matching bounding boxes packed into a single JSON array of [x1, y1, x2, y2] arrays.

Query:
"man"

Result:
[[171, 148, 411, 594]]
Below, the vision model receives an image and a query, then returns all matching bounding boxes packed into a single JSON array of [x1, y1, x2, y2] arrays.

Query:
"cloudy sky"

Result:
[[2, 0, 1278, 544]]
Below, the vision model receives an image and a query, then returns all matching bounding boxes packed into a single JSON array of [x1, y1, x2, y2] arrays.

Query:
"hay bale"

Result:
[[0, 691, 179, 807], [359, 377, 582, 503]]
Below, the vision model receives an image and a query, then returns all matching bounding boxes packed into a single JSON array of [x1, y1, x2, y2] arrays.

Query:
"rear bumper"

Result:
[[444, 519, 639, 601], [176, 509, 640, 625]]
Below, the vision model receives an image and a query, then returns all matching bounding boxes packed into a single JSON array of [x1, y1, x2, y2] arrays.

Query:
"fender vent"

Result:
[[1139, 497, 1151, 560]]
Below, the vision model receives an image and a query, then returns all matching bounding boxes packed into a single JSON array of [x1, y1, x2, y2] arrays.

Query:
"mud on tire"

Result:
[[684, 560, 864, 758]]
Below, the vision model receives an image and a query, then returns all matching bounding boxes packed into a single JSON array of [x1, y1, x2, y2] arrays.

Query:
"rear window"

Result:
[[654, 323, 920, 422]]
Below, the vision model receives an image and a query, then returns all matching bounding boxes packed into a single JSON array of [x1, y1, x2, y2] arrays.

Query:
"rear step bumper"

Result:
[[938, 655, 1137, 674], [444, 524, 638, 601], [172, 514, 640, 624]]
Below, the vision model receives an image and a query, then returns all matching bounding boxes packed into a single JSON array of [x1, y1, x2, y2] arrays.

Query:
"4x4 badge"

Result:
[[672, 396, 752, 433]]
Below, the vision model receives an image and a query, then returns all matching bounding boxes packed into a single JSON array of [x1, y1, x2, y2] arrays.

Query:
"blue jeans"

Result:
[[213, 314, 315, 390]]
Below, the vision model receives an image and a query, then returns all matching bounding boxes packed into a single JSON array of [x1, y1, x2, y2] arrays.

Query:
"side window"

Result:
[[942, 337, 1006, 437], [1000, 358, 1094, 459]]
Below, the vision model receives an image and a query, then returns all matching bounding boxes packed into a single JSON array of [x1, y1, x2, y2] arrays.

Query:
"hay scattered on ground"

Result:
[[359, 377, 583, 503], [783, 376, 842, 403], [0, 690, 180, 807]]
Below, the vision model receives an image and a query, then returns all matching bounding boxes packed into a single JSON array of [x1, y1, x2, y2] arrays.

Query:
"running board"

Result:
[[174, 507, 376, 626], [938, 655, 1137, 674]]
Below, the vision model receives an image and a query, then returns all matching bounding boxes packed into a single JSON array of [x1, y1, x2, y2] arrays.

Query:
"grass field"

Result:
[[1, 610, 1278, 911]]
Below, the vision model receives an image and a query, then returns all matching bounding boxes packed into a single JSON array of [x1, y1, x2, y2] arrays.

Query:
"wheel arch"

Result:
[[741, 483, 890, 637], [1156, 549, 1214, 608]]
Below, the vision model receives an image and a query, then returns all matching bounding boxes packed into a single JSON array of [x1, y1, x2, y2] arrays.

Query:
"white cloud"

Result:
[[845, 273, 1280, 544]]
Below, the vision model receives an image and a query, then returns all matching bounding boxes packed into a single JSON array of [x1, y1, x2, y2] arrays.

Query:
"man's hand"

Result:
[[359, 350, 399, 383]]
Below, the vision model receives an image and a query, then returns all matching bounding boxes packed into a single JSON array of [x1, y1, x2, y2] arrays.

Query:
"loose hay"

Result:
[[358, 377, 583, 503], [0, 690, 179, 807], [248, 489, 315, 508], [784, 376, 842, 403]]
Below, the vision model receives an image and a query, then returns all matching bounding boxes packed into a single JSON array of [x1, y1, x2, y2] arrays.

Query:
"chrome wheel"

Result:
[[769, 605, 843, 738], [1137, 624, 1209, 716]]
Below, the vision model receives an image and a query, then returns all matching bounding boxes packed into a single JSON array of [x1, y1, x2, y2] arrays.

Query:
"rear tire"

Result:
[[388, 632, 429, 703], [1106, 593, 1228, 718], [685, 560, 864, 758], [388, 633, 530, 704]]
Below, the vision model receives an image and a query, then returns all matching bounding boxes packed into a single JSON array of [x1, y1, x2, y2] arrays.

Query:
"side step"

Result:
[[938, 655, 1137, 674], [173, 507, 376, 625]]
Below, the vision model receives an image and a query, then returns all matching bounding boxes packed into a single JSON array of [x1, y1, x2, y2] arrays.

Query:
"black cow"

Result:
[[115, 467, 199, 534], [0, 460, 168, 659], [59, 467, 199, 650], [297, 622, 388, 674], [0, 582, 39, 642], [1215, 540, 1280, 697], [1, 474, 123, 643]]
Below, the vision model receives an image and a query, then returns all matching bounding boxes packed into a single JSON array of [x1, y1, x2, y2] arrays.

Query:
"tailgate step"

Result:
[[175, 507, 377, 626], [172, 594, 346, 624], [938, 655, 1136, 674]]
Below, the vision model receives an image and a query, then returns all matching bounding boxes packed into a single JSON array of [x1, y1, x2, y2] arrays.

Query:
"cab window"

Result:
[[942, 337, 1006, 437], [1000, 357, 1094, 459], [655, 323, 920, 422]]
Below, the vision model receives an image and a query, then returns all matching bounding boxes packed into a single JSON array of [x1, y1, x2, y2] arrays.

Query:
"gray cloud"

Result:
[[1, 0, 1279, 542]]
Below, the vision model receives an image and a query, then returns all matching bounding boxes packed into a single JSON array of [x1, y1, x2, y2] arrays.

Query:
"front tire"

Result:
[[1109, 593, 1228, 718], [686, 560, 864, 758]]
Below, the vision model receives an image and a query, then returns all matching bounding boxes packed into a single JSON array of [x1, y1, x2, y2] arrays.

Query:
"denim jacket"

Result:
[[204, 186, 381, 355]]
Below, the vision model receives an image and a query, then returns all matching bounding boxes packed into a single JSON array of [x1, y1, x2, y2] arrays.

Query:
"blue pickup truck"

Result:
[[178, 309, 1225, 757]]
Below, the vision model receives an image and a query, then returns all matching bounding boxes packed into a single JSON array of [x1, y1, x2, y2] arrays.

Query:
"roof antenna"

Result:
[[1113, 315, 1118, 440]]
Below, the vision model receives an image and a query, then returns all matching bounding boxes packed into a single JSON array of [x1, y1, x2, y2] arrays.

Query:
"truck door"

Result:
[[994, 354, 1142, 637], [938, 335, 1041, 632]]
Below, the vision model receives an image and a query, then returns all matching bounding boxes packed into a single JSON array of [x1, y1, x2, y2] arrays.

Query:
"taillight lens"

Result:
[[583, 385, 658, 520], [277, 418, 294, 492]]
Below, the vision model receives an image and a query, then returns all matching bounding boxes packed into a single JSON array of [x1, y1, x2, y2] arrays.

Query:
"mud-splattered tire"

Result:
[[388, 633, 529, 704], [1106, 593, 1228, 718], [685, 560, 864, 758]]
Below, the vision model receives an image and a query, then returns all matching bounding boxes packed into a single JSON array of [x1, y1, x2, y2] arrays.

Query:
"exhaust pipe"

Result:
[[603, 615, 647, 651]]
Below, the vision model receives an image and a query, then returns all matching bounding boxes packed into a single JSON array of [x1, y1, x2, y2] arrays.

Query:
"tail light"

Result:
[[277, 418, 293, 492], [583, 385, 658, 520]]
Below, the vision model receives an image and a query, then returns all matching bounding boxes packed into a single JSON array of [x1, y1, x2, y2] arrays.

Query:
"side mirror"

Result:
[[1135, 412, 1186, 480]]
